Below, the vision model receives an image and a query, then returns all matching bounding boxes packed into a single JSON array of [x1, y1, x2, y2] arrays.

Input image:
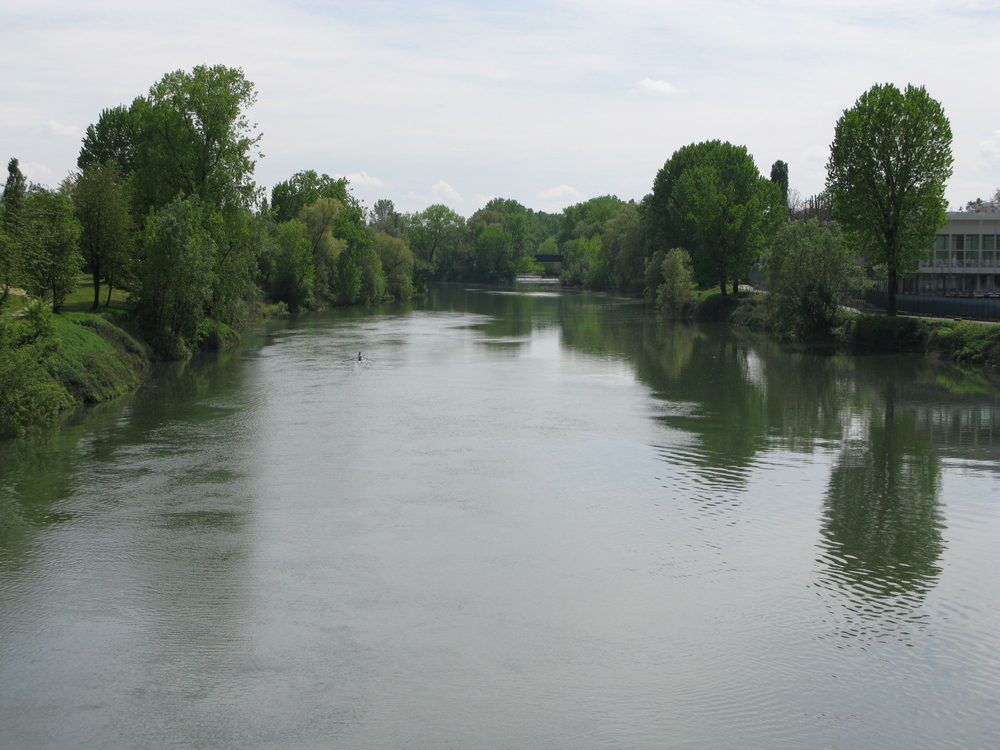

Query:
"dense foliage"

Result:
[[827, 83, 952, 315]]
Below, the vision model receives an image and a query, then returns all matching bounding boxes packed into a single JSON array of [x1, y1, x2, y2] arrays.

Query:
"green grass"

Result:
[[1, 304, 150, 436], [2, 274, 132, 315]]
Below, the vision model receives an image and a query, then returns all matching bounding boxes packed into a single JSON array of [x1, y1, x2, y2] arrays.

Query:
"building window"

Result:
[[983, 235, 996, 251], [967, 234, 980, 251], [967, 250, 979, 266], [935, 250, 949, 266], [953, 234, 965, 250], [935, 234, 949, 250]]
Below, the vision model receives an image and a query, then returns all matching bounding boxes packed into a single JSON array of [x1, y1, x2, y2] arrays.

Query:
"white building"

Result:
[[909, 211, 1000, 296]]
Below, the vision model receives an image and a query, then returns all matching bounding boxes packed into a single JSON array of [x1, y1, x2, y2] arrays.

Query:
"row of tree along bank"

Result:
[[2, 67, 995, 434]]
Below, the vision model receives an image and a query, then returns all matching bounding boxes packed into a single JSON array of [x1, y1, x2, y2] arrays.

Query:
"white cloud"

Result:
[[537, 184, 586, 212], [44, 119, 79, 138], [980, 131, 1000, 166], [637, 78, 679, 95], [431, 180, 462, 203], [21, 161, 56, 184], [339, 171, 388, 190]]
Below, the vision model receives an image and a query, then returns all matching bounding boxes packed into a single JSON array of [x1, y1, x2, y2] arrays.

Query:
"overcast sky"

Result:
[[2, 0, 998, 216]]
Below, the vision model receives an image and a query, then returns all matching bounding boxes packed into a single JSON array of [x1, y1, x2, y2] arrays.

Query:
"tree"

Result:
[[134, 196, 216, 357], [264, 220, 314, 311], [765, 220, 864, 339], [20, 187, 83, 311], [78, 67, 266, 332], [64, 163, 135, 309], [0, 227, 16, 303], [770, 160, 789, 209], [654, 141, 782, 294], [369, 199, 405, 238], [656, 248, 694, 313], [270, 171, 354, 224], [298, 197, 346, 302], [372, 231, 415, 300], [77, 105, 138, 175], [471, 224, 517, 283], [1, 158, 28, 234], [129, 65, 262, 213], [405, 204, 466, 283], [599, 202, 647, 293], [826, 83, 952, 315]]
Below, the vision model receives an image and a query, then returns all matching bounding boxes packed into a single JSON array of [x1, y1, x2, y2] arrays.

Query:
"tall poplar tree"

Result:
[[826, 83, 952, 315]]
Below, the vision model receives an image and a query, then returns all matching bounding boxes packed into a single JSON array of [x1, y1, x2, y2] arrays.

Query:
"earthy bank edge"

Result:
[[692, 292, 1000, 368]]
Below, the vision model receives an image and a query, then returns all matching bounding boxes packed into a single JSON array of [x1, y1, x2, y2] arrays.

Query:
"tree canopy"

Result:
[[651, 140, 782, 294], [826, 83, 952, 315]]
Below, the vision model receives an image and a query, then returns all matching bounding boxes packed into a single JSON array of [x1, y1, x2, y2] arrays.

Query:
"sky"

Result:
[[2, 0, 998, 217]]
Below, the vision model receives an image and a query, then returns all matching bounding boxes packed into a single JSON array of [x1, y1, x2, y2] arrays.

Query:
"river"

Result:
[[1, 283, 998, 749]]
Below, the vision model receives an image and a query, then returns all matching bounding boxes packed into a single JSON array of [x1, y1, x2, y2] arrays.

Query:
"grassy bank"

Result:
[[0, 301, 151, 438], [692, 289, 1000, 369]]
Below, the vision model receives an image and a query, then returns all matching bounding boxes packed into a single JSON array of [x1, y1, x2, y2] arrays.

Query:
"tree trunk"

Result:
[[719, 275, 728, 295], [92, 275, 102, 311], [886, 267, 898, 316]]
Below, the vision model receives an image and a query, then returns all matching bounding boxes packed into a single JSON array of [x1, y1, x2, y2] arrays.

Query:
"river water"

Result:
[[1, 283, 998, 749]]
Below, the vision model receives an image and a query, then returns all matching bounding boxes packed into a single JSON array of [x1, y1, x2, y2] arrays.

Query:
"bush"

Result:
[[0, 306, 74, 436], [929, 320, 1000, 366], [840, 314, 927, 354]]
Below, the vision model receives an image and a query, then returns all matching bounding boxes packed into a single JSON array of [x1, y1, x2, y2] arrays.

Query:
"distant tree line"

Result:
[[1, 73, 962, 364]]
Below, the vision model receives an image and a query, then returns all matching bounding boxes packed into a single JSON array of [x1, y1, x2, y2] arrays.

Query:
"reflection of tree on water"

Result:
[[817, 382, 944, 645]]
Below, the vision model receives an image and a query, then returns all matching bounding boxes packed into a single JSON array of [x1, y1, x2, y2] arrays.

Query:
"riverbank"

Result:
[[0, 306, 151, 437], [689, 290, 1000, 369]]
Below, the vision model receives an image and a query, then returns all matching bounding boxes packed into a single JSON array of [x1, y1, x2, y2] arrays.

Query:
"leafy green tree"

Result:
[[405, 204, 466, 284], [63, 163, 135, 309], [129, 65, 262, 213], [561, 234, 603, 288], [1, 158, 27, 234], [765, 220, 864, 339], [0, 226, 16, 303], [463, 198, 539, 283], [557, 195, 625, 247], [470, 224, 517, 283], [1, 159, 28, 303], [653, 141, 782, 294], [770, 160, 789, 208], [372, 231, 415, 300], [265, 219, 314, 311], [271, 171, 354, 224], [77, 105, 138, 175], [369, 199, 405, 238], [826, 83, 952, 315], [20, 187, 83, 311], [656, 248, 694, 313], [599, 202, 647, 293], [134, 196, 216, 357], [298, 197, 346, 302], [644, 248, 667, 300]]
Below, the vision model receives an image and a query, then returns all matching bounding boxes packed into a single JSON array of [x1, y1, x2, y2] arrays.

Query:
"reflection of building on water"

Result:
[[910, 403, 1000, 453], [887, 385, 1000, 465]]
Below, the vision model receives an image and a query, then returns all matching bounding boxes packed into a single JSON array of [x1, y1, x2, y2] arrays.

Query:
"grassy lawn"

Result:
[[2, 274, 132, 315]]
